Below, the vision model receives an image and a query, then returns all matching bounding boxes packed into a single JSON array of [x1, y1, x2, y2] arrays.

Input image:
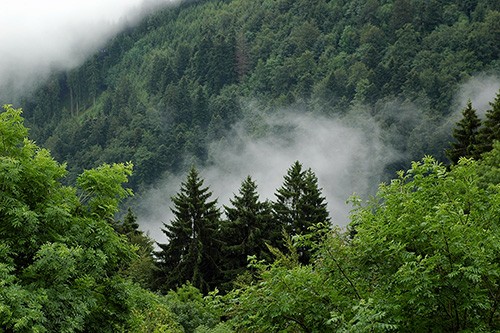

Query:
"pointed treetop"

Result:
[[446, 99, 481, 164]]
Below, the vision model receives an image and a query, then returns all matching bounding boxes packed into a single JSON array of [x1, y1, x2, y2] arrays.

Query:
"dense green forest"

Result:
[[1, 0, 500, 331], [11, 0, 500, 190]]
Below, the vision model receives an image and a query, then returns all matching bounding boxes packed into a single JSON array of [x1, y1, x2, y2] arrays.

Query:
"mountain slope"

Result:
[[17, 0, 500, 189]]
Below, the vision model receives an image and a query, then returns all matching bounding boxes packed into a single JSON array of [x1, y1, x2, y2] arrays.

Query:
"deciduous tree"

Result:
[[0, 105, 180, 332]]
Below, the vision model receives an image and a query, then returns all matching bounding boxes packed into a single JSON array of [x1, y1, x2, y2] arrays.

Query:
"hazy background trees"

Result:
[[10, 0, 500, 191]]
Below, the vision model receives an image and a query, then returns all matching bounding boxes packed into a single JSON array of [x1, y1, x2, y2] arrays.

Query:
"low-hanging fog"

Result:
[[454, 75, 500, 118], [3, 1, 498, 245], [135, 109, 396, 244], [0, 0, 179, 101], [135, 75, 500, 245]]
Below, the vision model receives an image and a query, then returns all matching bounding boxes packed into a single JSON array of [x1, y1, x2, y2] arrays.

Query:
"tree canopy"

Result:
[[1, 0, 500, 330], [225, 149, 500, 332], [0, 105, 181, 332]]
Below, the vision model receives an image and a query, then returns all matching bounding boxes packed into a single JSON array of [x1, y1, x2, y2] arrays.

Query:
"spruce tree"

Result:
[[273, 161, 330, 264], [446, 100, 481, 164], [220, 176, 275, 287], [476, 91, 500, 156], [155, 167, 221, 293]]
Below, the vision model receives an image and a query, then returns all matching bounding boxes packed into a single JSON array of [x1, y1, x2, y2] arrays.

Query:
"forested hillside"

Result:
[[13, 0, 500, 190], [2, 0, 500, 330]]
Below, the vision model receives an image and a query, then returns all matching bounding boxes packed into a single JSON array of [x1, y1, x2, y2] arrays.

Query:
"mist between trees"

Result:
[[1, 102, 499, 332], [133, 77, 499, 244]]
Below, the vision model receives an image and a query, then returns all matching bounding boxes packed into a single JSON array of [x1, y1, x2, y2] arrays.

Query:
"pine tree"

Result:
[[273, 161, 330, 264], [155, 167, 221, 293], [220, 176, 275, 288], [476, 91, 500, 156], [446, 100, 481, 164]]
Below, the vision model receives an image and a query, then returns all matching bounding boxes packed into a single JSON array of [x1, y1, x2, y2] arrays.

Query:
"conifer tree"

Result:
[[119, 207, 140, 234], [476, 91, 500, 156], [273, 161, 330, 264], [446, 100, 481, 164], [117, 208, 157, 289], [155, 167, 221, 293], [220, 176, 275, 287]]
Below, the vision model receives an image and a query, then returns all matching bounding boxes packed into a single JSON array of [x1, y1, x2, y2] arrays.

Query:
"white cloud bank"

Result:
[[0, 0, 178, 100], [135, 74, 500, 244]]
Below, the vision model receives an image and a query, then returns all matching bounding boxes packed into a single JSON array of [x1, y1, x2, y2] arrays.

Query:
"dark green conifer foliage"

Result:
[[476, 91, 500, 156], [117, 208, 157, 289], [220, 176, 275, 288], [273, 161, 330, 264], [446, 100, 481, 164], [119, 207, 140, 234], [156, 167, 221, 294]]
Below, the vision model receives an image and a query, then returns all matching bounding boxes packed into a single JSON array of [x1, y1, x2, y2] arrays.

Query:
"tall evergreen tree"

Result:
[[446, 100, 481, 164], [155, 167, 221, 294], [476, 91, 500, 156], [273, 161, 330, 264], [220, 176, 275, 288]]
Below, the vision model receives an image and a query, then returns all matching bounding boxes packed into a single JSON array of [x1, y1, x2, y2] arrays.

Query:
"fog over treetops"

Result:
[[134, 76, 499, 244], [0, 0, 179, 100]]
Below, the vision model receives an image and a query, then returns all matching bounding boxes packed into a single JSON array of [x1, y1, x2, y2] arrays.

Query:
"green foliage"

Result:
[[164, 284, 226, 333], [127, 287, 184, 333], [218, 150, 500, 332], [230, 264, 338, 332], [273, 161, 330, 264], [350, 155, 500, 331], [117, 208, 157, 289], [476, 91, 500, 155], [4, 0, 500, 329], [77, 162, 133, 219], [477, 141, 500, 186], [226, 234, 351, 333], [2, 102, 500, 330], [0, 105, 181, 332], [219, 176, 275, 290]]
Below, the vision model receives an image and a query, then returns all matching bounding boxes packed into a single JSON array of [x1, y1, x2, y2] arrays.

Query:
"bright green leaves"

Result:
[[351, 154, 500, 331], [0, 105, 28, 155], [77, 162, 133, 219], [163, 284, 223, 333], [231, 264, 340, 332], [0, 107, 162, 332], [223, 152, 499, 332], [0, 105, 71, 265]]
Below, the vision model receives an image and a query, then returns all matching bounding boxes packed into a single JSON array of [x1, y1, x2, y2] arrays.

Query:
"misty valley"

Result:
[[1, 0, 500, 332]]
